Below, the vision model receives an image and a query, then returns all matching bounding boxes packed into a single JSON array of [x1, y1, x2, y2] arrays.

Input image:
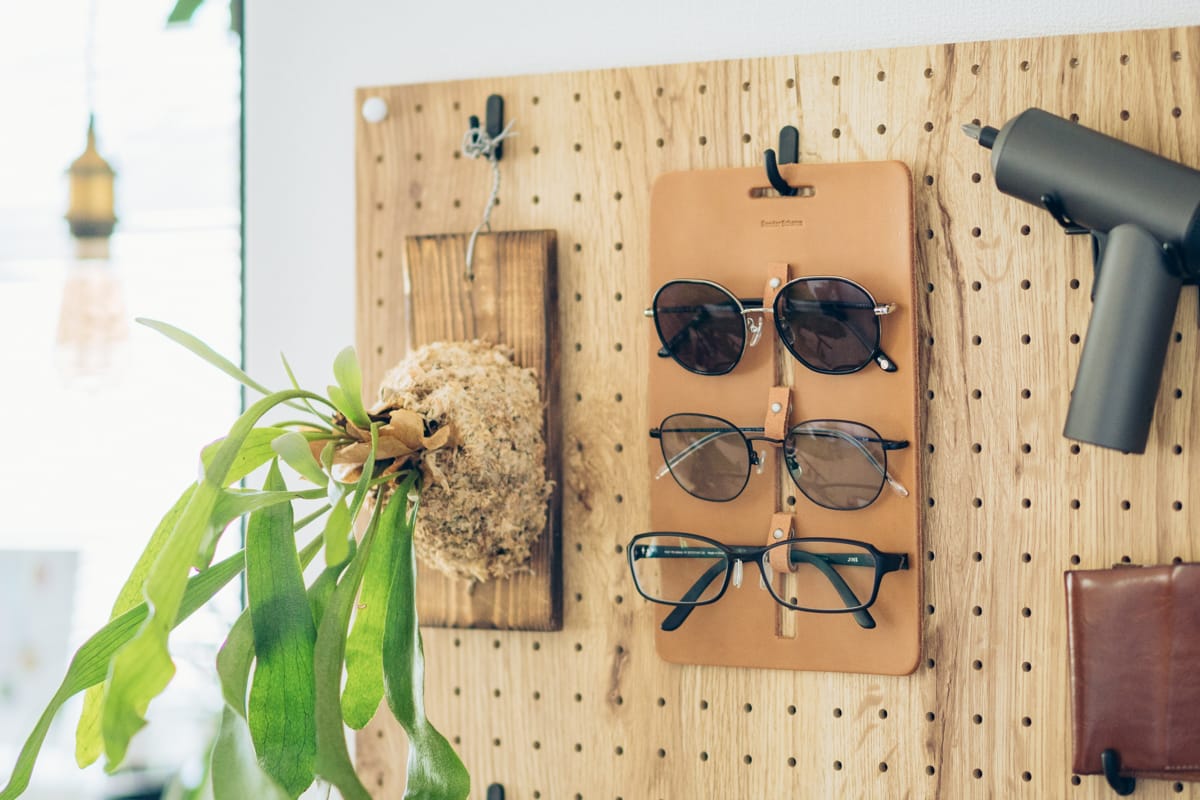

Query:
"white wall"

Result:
[[244, 0, 1199, 386]]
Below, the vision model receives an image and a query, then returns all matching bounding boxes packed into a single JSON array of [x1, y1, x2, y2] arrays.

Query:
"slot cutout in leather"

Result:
[[748, 185, 816, 199]]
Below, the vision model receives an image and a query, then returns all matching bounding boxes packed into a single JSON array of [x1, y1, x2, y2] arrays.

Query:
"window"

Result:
[[0, 2, 241, 795]]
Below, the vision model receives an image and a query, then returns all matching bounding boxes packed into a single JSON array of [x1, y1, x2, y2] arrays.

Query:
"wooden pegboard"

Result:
[[355, 26, 1200, 799]]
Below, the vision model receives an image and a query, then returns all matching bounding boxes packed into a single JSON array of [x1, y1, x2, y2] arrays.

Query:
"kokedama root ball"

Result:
[[377, 341, 552, 581]]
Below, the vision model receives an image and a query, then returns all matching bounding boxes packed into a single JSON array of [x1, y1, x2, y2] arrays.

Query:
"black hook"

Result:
[[1100, 749, 1136, 796], [763, 125, 801, 196], [1040, 193, 1089, 235], [486, 784, 505, 800], [467, 94, 506, 162]]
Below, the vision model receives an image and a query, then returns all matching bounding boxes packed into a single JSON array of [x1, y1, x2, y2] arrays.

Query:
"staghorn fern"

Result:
[[0, 319, 469, 800]]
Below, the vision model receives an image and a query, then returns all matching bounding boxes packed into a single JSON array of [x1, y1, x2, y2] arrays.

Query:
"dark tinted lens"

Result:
[[774, 278, 878, 373], [654, 281, 744, 374], [784, 421, 887, 509], [658, 414, 749, 502], [762, 539, 878, 611], [629, 534, 729, 604]]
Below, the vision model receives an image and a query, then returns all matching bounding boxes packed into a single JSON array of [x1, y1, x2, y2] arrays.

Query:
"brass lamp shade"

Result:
[[66, 115, 116, 239]]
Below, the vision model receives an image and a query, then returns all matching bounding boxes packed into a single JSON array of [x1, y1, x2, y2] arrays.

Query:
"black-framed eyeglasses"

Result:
[[645, 277, 899, 376], [650, 413, 909, 509], [627, 532, 909, 631]]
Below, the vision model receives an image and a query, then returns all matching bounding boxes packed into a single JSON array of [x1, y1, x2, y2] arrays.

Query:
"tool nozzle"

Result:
[[962, 122, 1000, 149]]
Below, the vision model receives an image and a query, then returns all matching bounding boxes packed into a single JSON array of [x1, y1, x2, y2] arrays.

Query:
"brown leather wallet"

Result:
[[1066, 564, 1200, 784]]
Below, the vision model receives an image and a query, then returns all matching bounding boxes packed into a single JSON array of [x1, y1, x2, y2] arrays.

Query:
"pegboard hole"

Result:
[[1120, 110, 1131, 121], [1121, 500, 1131, 510], [532, 195, 540, 204], [972, 713, 983, 724], [1019, 60, 1030, 71], [973, 769, 983, 779], [833, 707, 843, 718], [1070, 499, 1081, 510], [925, 228, 934, 239], [924, 121, 934, 132], [1021, 443, 1032, 453], [658, 748, 667, 758], [972, 390, 982, 401], [1022, 661, 1032, 672], [1175, 444, 1184, 455], [970, 63, 981, 75], [1069, 278, 1080, 289], [614, 242, 624, 251], [742, 133, 751, 143], [614, 140, 623, 150], [532, 740, 541, 749], [574, 143, 582, 152], [744, 755, 753, 765], [876, 124, 887, 135], [926, 711, 936, 721], [700, 700, 710, 710], [879, 762, 888, 772], [1174, 501, 1184, 511], [924, 67, 934, 78], [787, 757, 797, 768], [1070, 554, 1081, 565], [1069, 333, 1080, 344], [699, 751, 708, 761], [1022, 607, 1032, 617], [970, 227, 982, 237], [1069, 56, 1080, 68], [971, 280, 982, 292], [833, 760, 843, 770], [786, 77, 796, 88], [831, 75, 841, 86], [1175, 388, 1184, 399], [1022, 716, 1033, 727], [1175, 331, 1184, 342], [878, 709, 888, 719], [926, 766, 936, 776], [1021, 389, 1032, 399], [698, 84, 707, 94], [655, 86, 664, 97], [927, 604, 935, 615], [573, 193, 582, 203], [1023, 771, 1033, 782], [698, 136, 708, 146], [1070, 112, 1080, 123], [971, 443, 982, 454], [924, 175, 934, 186], [1020, 279, 1032, 290], [1120, 53, 1130, 65], [1072, 775, 1082, 786], [972, 335, 982, 346], [1021, 497, 1032, 508], [1022, 552, 1032, 563], [876, 70, 886, 81], [973, 551, 983, 562], [1173, 107, 1183, 118], [832, 128, 842, 139], [787, 705, 797, 715], [972, 606, 982, 616], [1121, 555, 1132, 564]]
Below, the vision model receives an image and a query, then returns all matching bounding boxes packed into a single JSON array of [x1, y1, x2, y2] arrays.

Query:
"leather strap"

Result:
[[764, 386, 791, 441], [766, 512, 796, 571]]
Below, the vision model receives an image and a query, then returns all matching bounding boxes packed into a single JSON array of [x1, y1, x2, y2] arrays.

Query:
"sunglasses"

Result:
[[627, 532, 909, 631], [650, 413, 909, 509], [645, 277, 898, 376]]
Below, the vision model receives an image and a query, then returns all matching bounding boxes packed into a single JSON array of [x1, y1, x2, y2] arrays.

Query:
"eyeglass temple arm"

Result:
[[794, 429, 910, 497], [650, 428, 744, 480], [785, 551, 875, 630], [652, 305, 712, 358], [660, 559, 729, 632], [780, 298, 899, 372]]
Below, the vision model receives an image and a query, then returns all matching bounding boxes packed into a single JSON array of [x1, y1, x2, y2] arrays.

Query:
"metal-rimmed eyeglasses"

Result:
[[650, 412, 909, 509]]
